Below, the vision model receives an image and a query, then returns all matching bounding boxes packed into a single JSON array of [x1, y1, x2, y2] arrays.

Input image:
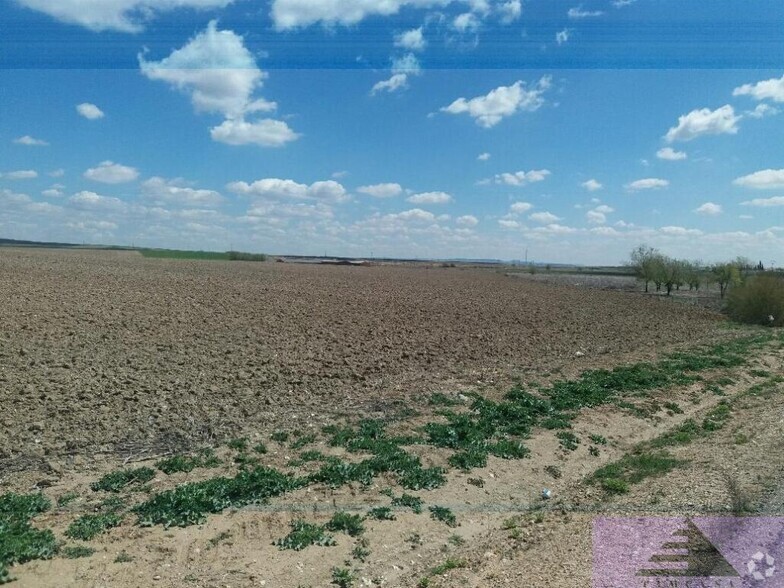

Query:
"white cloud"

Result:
[[733, 169, 784, 190], [1, 170, 38, 180], [509, 201, 533, 214], [69, 191, 126, 211], [140, 21, 297, 147], [357, 183, 403, 198], [84, 161, 139, 184], [498, 0, 521, 23], [593, 204, 614, 214], [586, 210, 606, 224], [613, 0, 636, 6], [533, 223, 577, 235], [733, 74, 784, 103], [581, 178, 602, 191], [494, 169, 551, 186], [390, 208, 436, 223], [740, 196, 784, 207], [477, 152, 491, 161], [270, 0, 449, 29], [456, 215, 479, 227], [48, 169, 65, 178], [142, 177, 223, 207], [441, 76, 552, 128], [568, 6, 603, 18], [41, 187, 64, 198], [453, 12, 481, 32], [745, 104, 780, 119], [498, 219, 520, 229], [371, 73, 409, 95], [555, 28, 571, 45], [664, 105, 740, 143], [406, 191, 453, 204], [625, 178, 669, 191], [660, 225, 703, 237], [26, 202, 63, 215], [14, 0, 234, 32], [656, 147, 687, 161], [529, 211, 561, 224], [210, 119, 300, 147], [76, 103, 105, 119], [394, 27, 426, 51], [694, 202, 723, 216], [227, 178, 349, 203], [13, 135, 48, 146]]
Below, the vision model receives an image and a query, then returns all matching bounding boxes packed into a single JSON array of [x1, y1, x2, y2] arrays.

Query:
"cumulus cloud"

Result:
[[493, 169, 551, 186], [140, 21, 298, 147], [357, 183, 403, 198], [656, 147, 687, 161], [371, 74, 409, 95], [394, 27, 426, 51], [84, 161, 139, 184], [593, 204, 614, 214], [664, 105, 740, 143], [142, 177, 223, 207], [271, 0, 448, 29], [372, 53, 421, 95], [406, 191, 453, 204], [529, 211, 561, 224], [69, 190, 126, 211], [41, 187, 64, 198], [498, 219, 520, 229], [14, 135, 48, 146], [453, 12, 481, 32], [568, 6, 603, 18], [740, 196, 784, 207], [76, 103, 105, 119], [733, 74, 784, 103], [694, 202, 723, 216], [227, 178, 349, 203], [555, 28, 571, 45], [1, 170, 38, 180], [210, 119, 300, 147], [660, 225, 703, 237], [745, 103, 780, 119], [625, 178, 669, 191], [509, 201, 533, 214], [581, 178, 602, 191], [456, 215, 479, 227], [498, 0, 521, 23], [586, 210, 606, 224], [733, 169, 784, 190], [14, 0, 234, 32], [441, 76, 552, 128], [477, 152, 491, 161], [390, 208, 436, 222]]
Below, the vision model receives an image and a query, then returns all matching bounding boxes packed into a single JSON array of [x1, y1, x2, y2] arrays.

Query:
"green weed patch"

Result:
[[0, 493, 58, 583], [66, 513, 123, 541], [91, 468, 155, 493], [274, 521, 336, 550]]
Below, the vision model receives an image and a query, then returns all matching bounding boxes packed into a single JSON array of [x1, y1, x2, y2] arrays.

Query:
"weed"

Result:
[[57, 492, 78, 507], [62, 545, 95, 559], [544, 465, 562, 479], [391, 493, 423, 514], [448, 448, 488, 471], [157, 450, 221, 475], [429, 393, 460, 407], [448, 534, 466, 546], [488, 439, 530, 459], [367, 507, 395, 521], [702, 402, 732, 432], [274, 521, 336, 551], [91, 468, 155, 493], [556, 431, 580, 452], [0, 493, 58, 582], [467, 477, 484, 487], [325, 512, 365, 537], [331, 567, 355, 587], [725, 475, 756, 515], [114, 551, 134, 563], [417, 578, 431, 588], [649, 419, 703, 448], [589, 434, 608, 445], [270, 431, 290, 443], [406, 532, 423, 549], [589, 446, 600, 457], [663, 401, 683, 414], [352, 538, 370, 562], [501, 517, 519, 530], [227, 438, 249, 452], [207, 531, 232, 548], [600, 478, 630, 494], [299, 450, 326, 462], [429, 506, 457, 528], [66, 513, 123, 541], [233, 453, 260, 468], [291, 433, 317, 450], [734, 433, 750, 445], [253, 443, 268, 455], [134, 466, 305, 527], [431, 557, 467, 575], [591, 451, 685, 491]]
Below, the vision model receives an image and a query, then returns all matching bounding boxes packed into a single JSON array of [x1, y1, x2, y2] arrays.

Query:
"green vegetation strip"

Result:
[[0, 494, 58, 584], [139, 249, 267, 262]]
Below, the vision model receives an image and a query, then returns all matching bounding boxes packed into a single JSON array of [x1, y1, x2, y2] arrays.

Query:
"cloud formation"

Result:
[[664, 105, 740, 142], [441, 76, 551, 127], [84, 161, 139, 184]]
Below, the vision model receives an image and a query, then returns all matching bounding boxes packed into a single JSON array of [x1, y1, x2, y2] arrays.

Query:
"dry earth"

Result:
[[2, 248, 780, 588]]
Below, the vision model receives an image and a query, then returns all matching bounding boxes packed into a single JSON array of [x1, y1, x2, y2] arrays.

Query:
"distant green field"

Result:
[[139, 249, 267, 262]]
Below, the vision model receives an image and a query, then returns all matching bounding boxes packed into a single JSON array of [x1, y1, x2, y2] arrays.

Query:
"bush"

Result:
[[725, 274, 784, 326]]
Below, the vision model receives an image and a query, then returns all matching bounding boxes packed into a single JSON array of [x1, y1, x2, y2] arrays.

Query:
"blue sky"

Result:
[[1, 0, 783, 264]]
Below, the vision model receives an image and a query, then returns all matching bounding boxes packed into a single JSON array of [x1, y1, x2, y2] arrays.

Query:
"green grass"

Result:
[[429, 506, 457, 528], [134, 466, 305, 527], [331, 567, 356, 587], [227, 438, 249, 452], [325, 512, 365, 537], [114, 551, 134, 563], [91, 467, 155, 493], [367, 506, 396, 521], [391, 493, 424, 514], [56, 492, 79, 507], [156, 450, 221, 475], [591, 451, 685, 493], [290, 433, 317, 450], [431, 557, 467, 575], [62, 545, 95, 559], [66, 513, 124, 541], [270, 430, 290, 443], [274, 521, 335, 551], [0, 493, 58, 583], [139, 249, 266, 262], [556, 431, 580, 451]]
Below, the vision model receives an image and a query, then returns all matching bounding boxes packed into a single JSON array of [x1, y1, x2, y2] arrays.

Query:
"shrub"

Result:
[[725, 274, 784, 327], [91, 468, 155, 493]]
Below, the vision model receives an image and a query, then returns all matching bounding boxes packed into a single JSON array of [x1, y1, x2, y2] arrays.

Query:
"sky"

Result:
[[1, 0, 783, 265]]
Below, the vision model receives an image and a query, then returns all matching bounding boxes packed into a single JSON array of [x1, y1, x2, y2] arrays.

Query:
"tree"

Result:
[[629, 245, 661, 293], [712, 262, 740, 299]]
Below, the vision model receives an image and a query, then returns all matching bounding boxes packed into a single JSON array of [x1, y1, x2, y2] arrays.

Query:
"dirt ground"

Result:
[[1, 248, 726, 463], [3, 248, 780, 588]]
